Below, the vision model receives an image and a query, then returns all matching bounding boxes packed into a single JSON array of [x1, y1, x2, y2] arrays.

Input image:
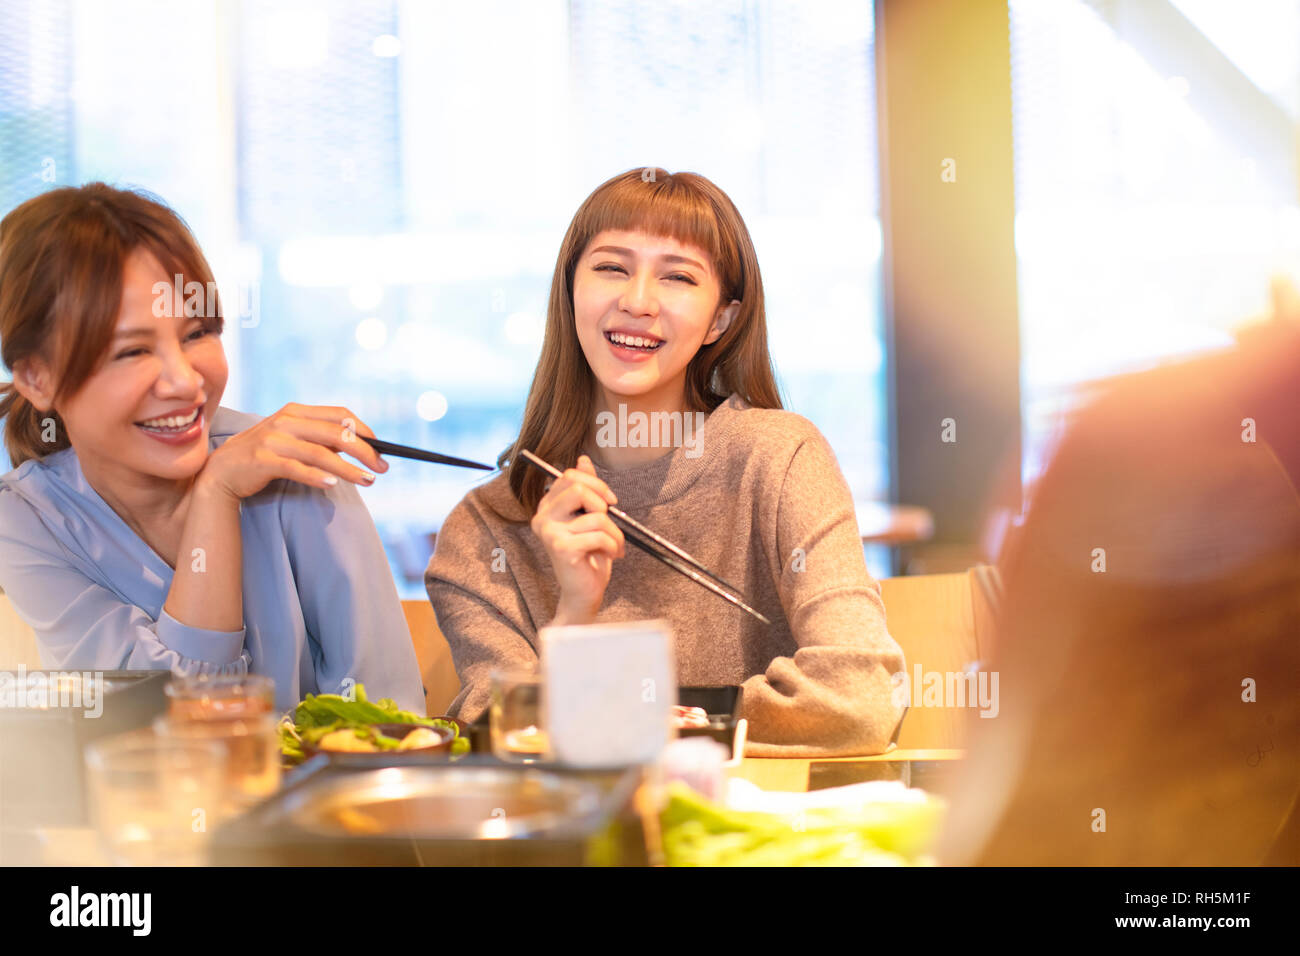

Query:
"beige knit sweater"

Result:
[[424, 394, 906, 757]]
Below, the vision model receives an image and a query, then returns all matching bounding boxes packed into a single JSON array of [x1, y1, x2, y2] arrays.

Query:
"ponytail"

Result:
[[0, 381, 68, 468]]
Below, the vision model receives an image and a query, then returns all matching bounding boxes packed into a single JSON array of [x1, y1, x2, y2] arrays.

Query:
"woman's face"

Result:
[[53, 247, 228, 484], [573, 229, 739, 410]]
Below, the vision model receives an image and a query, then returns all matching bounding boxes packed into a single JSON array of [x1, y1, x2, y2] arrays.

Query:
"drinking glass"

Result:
[[83, 730, 225, 866], [164, 674, 275, 721], [489, 670, 548, 762], [153, 711, 281, 815]]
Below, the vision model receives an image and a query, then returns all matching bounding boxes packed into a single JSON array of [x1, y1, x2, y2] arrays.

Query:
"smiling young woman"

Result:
[[0, 184, 423, 714], [425, 168, 906, 756]]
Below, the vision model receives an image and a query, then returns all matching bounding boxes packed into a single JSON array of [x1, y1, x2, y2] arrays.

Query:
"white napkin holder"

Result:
[[539, 618, 676, 768]]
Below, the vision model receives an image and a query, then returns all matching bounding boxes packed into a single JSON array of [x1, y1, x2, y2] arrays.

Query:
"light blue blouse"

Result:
[[0, 406, 425, 715]]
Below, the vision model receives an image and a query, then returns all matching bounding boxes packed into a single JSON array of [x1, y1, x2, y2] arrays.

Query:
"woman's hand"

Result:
[[531, 454, 625, 625], [196, 403, 389, 501]]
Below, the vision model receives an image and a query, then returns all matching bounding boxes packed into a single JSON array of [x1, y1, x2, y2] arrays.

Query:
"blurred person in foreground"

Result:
[[938, 281, 1300, 866]]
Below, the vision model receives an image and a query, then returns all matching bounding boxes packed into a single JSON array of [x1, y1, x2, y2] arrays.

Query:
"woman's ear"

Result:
[[703, 299, 741, 345], [11, 357, 57, 412]]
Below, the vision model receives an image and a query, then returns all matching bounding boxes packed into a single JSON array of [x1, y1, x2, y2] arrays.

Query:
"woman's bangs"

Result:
[[583, 178, 722, 271], [47, 213, 131, 395], [145, 239, 224, 334]]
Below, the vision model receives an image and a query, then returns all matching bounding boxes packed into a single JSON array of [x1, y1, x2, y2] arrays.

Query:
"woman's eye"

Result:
[[594, 263, 695, 285], [186, 327, 210, 341], [115, 348, 147, 360]]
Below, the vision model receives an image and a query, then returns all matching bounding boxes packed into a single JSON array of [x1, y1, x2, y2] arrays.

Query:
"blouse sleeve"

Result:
[[738, 429, 908, 757], [0, 487, 250, 675], [424, 496, 539, 723], [278, 478, 426, 714]]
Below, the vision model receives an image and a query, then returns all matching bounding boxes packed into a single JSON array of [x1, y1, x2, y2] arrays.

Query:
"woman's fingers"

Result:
[[557, 456, 617, 505], [560, 511, 626, 556], [273, 413, 388, 474], [265, 434, 376, 486], [534, 465, 626, 561], [535, 461, 616, 525], [551, 530, 622, 563], [539, 481, 610, 523], [278, 403, 376, 436], [204, 403, 388, 500], [531, 453, 624, 601], [275, 456, 347, 491]]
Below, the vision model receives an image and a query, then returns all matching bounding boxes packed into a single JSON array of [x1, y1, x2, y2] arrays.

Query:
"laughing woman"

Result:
[[426, 168, 905, 756], [0, 184, 423, 715]]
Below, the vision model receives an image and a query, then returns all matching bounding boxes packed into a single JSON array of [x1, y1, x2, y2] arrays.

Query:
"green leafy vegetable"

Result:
[[658, 781, 945, 866], [291, 682, 431, 729], [279, 682, 469, 763]]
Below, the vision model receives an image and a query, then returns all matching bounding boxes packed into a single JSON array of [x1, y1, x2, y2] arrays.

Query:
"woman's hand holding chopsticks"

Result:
[[199, 403, 390, 501], [530, 454, 626, 626]]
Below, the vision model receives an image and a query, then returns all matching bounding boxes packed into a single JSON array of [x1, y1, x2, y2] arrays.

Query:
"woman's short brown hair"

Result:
[[0, 183, 223, 467]]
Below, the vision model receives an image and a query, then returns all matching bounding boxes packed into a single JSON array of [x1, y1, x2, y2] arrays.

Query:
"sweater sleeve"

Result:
[[424, 495, 539, 724], [0, 486, 251, 675], [738, 430, 907, 757]]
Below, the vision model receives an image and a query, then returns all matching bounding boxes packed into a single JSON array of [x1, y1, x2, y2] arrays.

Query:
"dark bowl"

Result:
[[300, 722, 456, 763], [677, 716, 740, 749]]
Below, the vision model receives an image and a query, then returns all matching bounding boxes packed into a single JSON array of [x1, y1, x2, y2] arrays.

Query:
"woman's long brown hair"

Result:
[[0, 183, 223, 467], [500, 168, 783, 515]]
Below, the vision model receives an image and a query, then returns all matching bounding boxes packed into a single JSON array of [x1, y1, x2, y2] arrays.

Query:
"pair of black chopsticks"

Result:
[[358, 435, 770, 625], [519, 449, 771, 625], [361, 436, 494, 471]]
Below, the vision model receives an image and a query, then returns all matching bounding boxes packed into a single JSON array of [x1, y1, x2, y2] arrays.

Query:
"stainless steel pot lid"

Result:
[[279, 765, 605, 840]]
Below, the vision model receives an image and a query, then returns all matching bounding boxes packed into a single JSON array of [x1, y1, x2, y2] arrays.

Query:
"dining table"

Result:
[[855, 501, 935, 546], [735, 747, 963, 792], [12, 747, 963, 867]]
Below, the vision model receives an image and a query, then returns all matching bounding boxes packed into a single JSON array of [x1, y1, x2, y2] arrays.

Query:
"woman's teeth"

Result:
[[137, 408, 199, 431], [606, 331, 663, 351]]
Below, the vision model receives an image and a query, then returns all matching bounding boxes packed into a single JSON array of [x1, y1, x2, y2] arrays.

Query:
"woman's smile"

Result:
[[133, 402, 205, 444], [603, 328, 666, 362]]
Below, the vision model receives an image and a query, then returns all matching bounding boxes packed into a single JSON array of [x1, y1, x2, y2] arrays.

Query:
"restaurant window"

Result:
[[1009, 0, 1300, 487], [0, 0, 888, 594]]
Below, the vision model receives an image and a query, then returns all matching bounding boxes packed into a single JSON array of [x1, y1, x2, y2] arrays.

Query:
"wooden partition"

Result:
[[402, 599, 461, 717], [878, 569, 997, 750], [0, 591, 40, 669]]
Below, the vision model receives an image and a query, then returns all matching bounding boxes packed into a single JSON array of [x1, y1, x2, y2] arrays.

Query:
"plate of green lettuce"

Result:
[[278, 682, 471, 765]]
